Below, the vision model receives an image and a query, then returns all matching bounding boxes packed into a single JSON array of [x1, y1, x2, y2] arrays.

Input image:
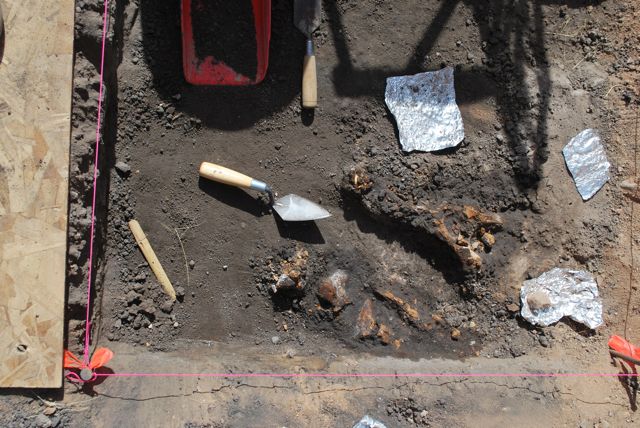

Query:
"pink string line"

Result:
[[83, 0, 110, 365], [94, 372, 638, 378], [76, 0, 638, 383]]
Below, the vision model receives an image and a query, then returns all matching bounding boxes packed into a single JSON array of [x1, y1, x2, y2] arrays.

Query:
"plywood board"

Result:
[[0, 0, 75, 388]]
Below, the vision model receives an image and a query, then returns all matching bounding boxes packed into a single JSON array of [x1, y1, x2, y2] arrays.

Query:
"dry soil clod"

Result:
[[272, 247, 309, 294]]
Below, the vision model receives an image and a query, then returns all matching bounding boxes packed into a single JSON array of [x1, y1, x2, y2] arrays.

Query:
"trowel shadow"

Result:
[[197, 177, 266, 218], [274, 216, 326, 244], [323, 0, 607, 192]]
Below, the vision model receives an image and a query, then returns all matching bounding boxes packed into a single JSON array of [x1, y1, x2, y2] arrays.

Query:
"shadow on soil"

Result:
[[138, 0, 304, 131], [340, 192, 467, 286], [324, 0, 603, 191], [65, 0, 130, 360]]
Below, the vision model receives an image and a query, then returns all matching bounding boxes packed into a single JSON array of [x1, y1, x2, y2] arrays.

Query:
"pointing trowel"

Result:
[[199, 162, 330, 222], [294, 0, 321, 108]]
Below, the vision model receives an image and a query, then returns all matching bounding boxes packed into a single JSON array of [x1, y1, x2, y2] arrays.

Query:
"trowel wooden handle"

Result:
[[199, 162, 271, 194], [128, 220, 176, 302], [302, 54, 317, 108], [301, 38, 317, 109]]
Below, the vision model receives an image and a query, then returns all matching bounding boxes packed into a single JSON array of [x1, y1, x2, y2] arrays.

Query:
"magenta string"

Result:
[[94, 372, 638, 379], [83, 0, 110, 365], [75, 0, 637, 383]]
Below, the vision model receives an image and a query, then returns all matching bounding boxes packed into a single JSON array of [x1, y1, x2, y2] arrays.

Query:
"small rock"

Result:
[[222, 265, 228, 271], [317, 270, 350, 312], [527, 291, 552, 312], [139, 299, 156, 314], [189, 260, 195, 269], [126, 290, 141, 305], [50, 415, 61, 428], [620, 180, 637, 191], [173, 321, 179, 328], [160, 300, 174, 313], [480, 232, 496, 249], [175, 286, 185, 298], [271, 336, 280, 345], [115, 161, 131, 176], [272, 274, 293, 293], [451, 328, 461, 340], [506, 303, 520, 313], [34, 414, 52, 428], [538, 335, 550, 347], [285, 348, 296, 358], [43, 407, 57, 416]]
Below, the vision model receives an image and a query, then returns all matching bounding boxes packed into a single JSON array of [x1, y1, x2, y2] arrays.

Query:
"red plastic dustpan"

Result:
[[181, 0, 271, 85]]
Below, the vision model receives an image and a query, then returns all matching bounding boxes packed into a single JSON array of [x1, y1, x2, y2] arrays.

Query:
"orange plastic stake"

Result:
[[88, 348, 114, 369], [608, 335, 640, 368], [63, 348, 114, 382]]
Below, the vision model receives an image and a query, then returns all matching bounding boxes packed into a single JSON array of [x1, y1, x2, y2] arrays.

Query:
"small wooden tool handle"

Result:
[[128, 220, 176, 301], [302, 54, 317, 109], [199, 162, 271, 195], [199, 162, 254, 188]]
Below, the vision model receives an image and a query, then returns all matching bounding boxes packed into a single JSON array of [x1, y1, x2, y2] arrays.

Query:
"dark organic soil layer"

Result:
[[191, 0, 258, 79]]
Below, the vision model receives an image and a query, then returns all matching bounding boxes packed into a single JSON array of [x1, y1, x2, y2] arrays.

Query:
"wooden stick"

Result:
[[128, 220, 176, 301]]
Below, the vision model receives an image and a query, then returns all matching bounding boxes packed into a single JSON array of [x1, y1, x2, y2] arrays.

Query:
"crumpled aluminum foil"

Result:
[[385, 67, 464, 152], [353, 415, 387, 428], [520, 267, 603, 329], [562, 129, 610, 200]]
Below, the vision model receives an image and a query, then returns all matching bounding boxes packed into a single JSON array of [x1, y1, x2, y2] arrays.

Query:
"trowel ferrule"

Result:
[[249, 179, 269, 193], [306, 39, 314, 56]]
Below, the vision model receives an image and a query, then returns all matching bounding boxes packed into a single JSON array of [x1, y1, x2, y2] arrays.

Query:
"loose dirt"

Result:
[[2, 0, 640, 426]]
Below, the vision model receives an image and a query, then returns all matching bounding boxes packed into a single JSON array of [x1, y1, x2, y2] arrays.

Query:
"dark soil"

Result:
[[58, 0, 639, 380], [190, 0, 258, 80], [86, 0, 624, 362]]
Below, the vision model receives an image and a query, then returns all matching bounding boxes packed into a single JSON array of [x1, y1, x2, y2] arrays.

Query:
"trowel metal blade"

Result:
[[293, 0, 321, 37], [272, 194, 330, 222]]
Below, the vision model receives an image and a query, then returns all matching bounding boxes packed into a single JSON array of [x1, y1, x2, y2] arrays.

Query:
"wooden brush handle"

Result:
[[199, 162, 270, 194], [128, 220, 176, 302]]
